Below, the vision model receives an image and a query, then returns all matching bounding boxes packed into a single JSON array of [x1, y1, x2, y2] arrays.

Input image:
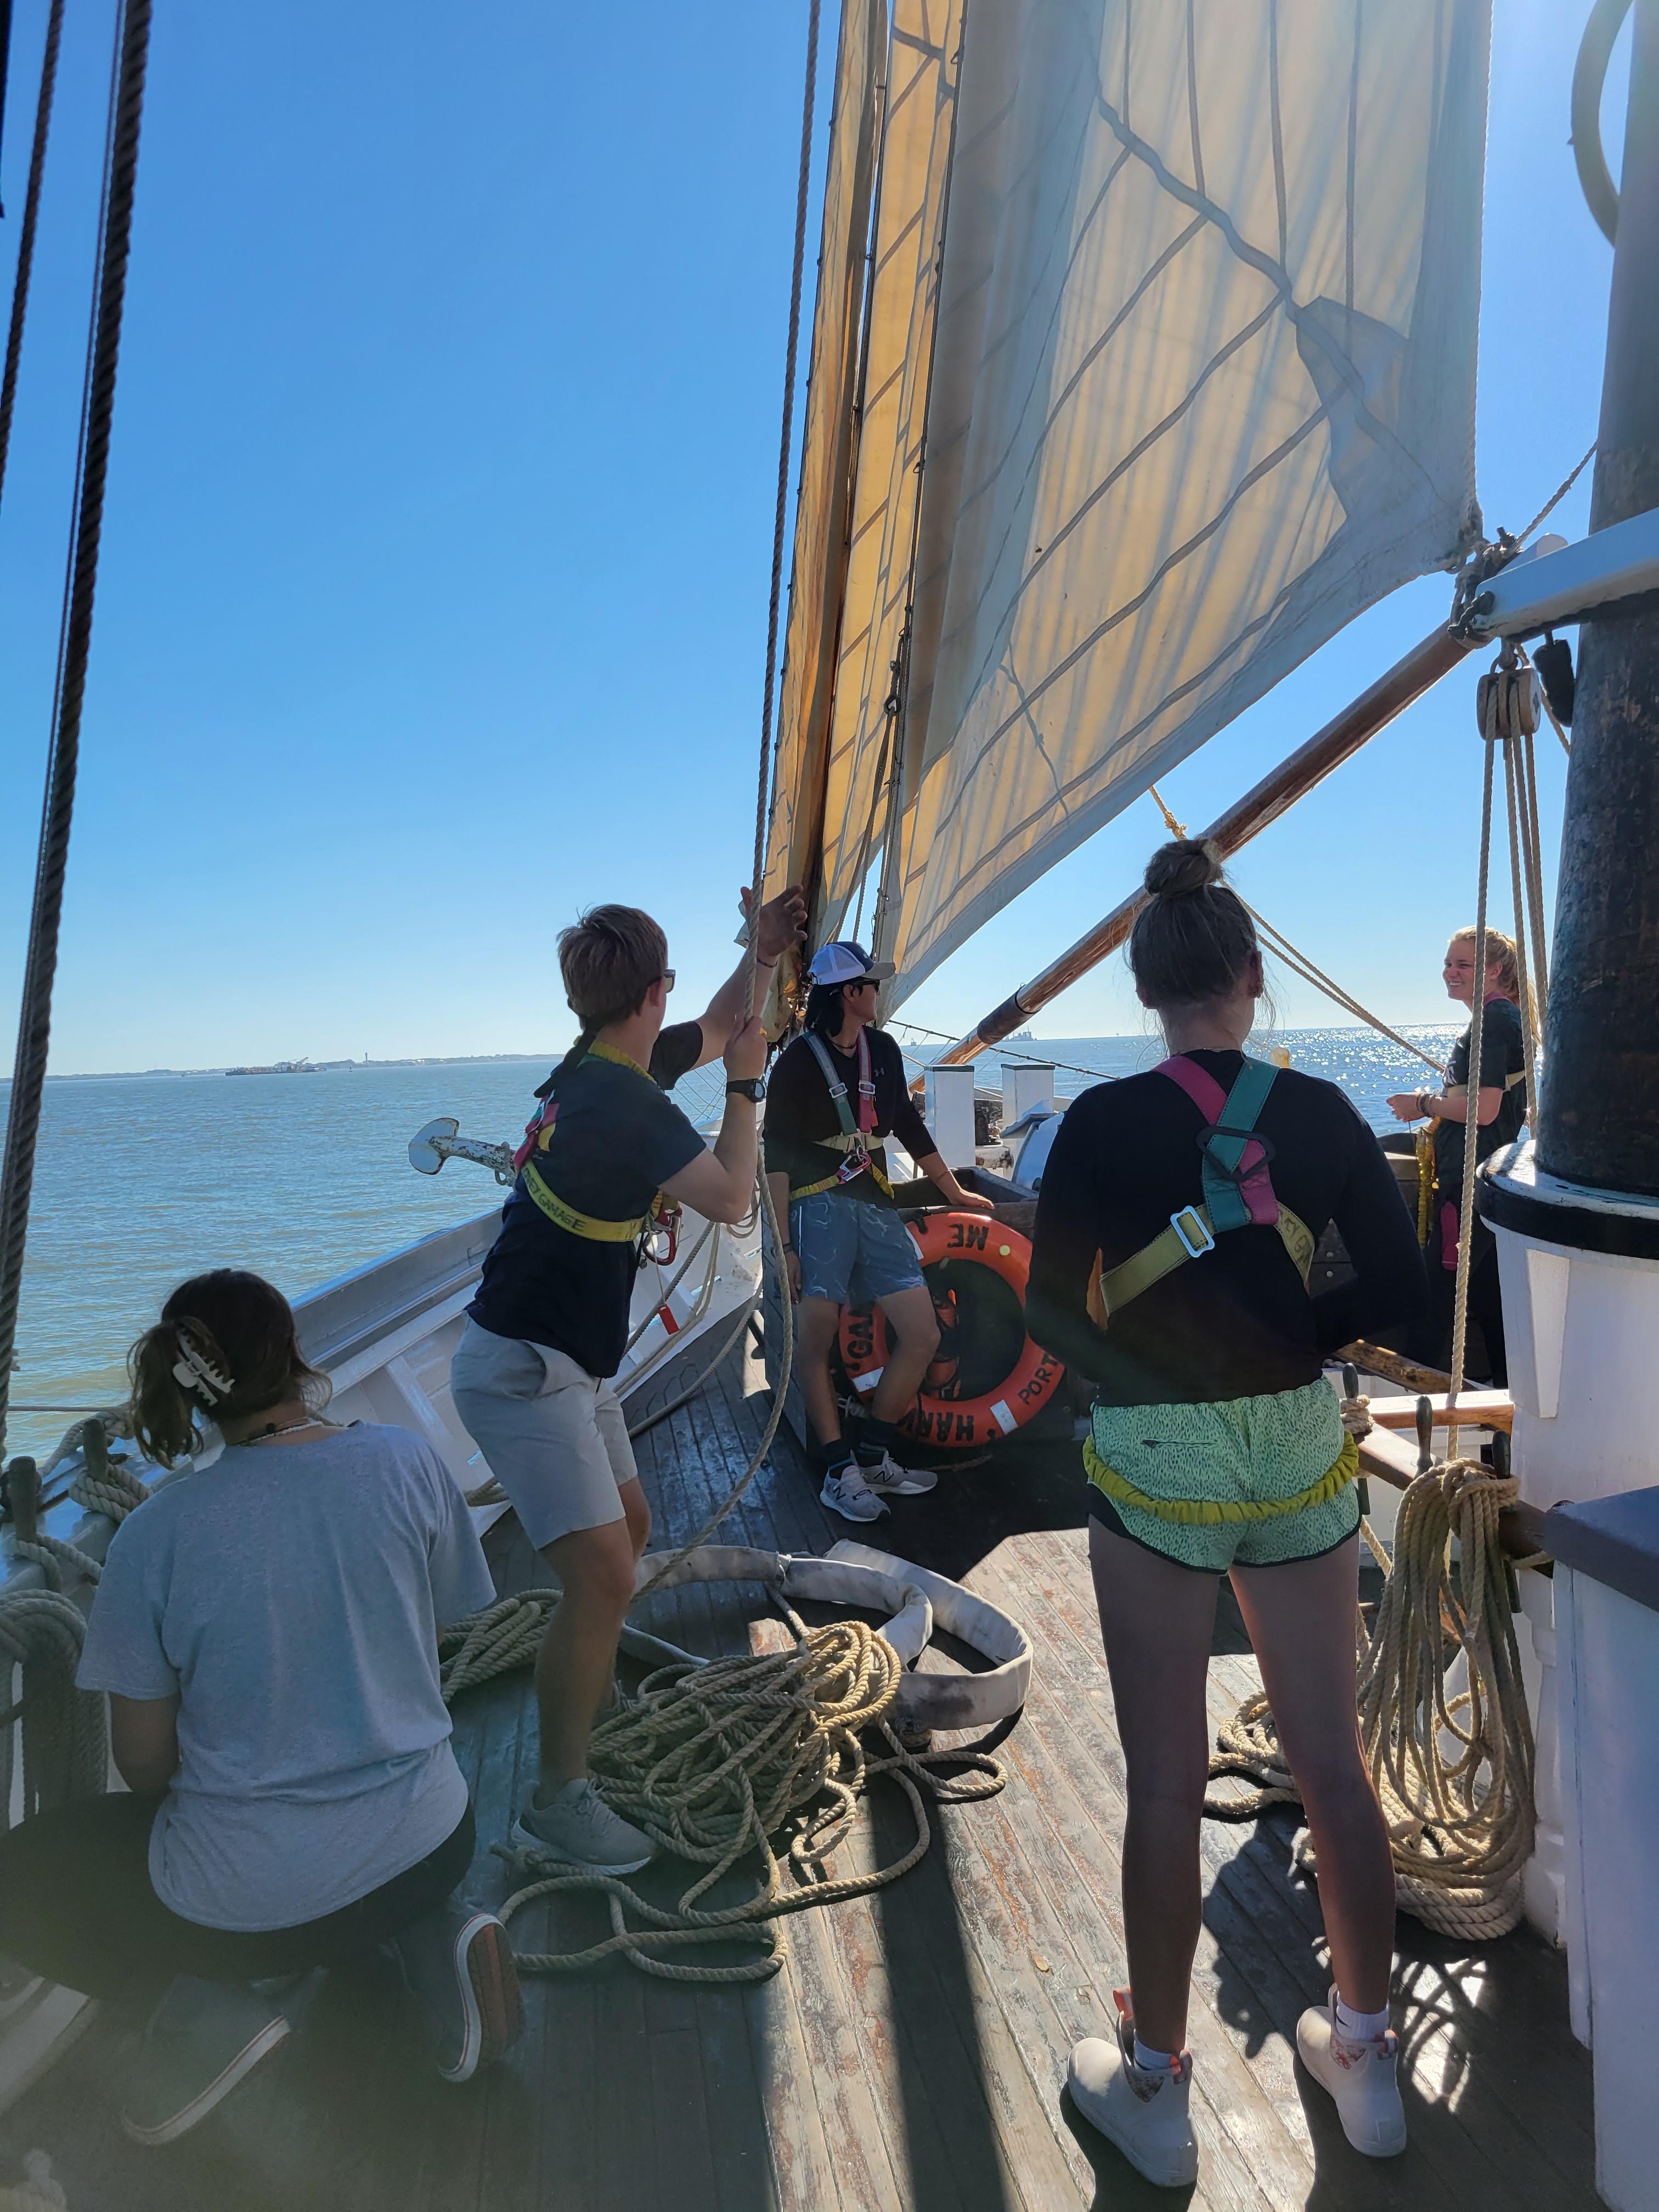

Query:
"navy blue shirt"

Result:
[[468, 1023, 706, 1378]]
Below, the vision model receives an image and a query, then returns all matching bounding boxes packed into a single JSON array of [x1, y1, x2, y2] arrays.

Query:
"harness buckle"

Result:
[[1170, 1206, 1215, 1260], [1195, 1121, 1276, 1185]]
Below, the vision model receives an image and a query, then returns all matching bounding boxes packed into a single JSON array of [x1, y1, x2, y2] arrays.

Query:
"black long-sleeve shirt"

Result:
[[1027, 1052, 1427, 1405], [764, 1026, 936, 1206]]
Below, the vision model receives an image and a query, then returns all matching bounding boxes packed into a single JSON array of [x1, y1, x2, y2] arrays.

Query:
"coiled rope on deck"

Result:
[[1207, 1459, 1535, 1940], [490, 1610, 1003, 1984]]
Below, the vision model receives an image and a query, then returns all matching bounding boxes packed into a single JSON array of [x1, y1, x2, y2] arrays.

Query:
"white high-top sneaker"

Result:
[[1067, 1991, 1198, 2188], [1296, 1989, 1407, 2157]]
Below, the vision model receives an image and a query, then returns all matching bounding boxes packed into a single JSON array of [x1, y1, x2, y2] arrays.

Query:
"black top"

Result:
[[1434, 997, 1527, 1210], [763, 1026, 935, 1205], [1026, 1051, 1427, 1405], [468, 1022, 706, 1378]]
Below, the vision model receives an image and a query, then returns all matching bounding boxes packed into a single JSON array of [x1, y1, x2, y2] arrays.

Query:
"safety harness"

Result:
[[790, 1030, 895, 1199], [514, 1040, 681, 1262], [1086, 1056, 1313, 1326]]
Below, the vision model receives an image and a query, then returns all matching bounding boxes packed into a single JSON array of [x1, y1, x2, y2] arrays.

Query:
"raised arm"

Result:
[[685, 885, 808, 1070], [662, 1015, 768, 1223]]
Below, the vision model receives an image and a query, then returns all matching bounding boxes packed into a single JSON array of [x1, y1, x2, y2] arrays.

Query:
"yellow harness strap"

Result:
[[521, 1161, 647, 1243], [792, 1145, 895, 1202], [1083, 1430, 1358, 1525], [1087, 1203, 1314, 1327], [516, 1037, 668, 1245]]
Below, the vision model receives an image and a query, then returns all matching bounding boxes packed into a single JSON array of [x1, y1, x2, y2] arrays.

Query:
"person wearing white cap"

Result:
[[764, 941, 995, 1521]]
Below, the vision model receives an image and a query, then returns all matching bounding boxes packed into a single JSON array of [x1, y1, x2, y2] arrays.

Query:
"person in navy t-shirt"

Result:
[[450, 888, 804, 1877]]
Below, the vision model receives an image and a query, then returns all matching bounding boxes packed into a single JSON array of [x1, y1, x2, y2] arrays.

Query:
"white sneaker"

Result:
[[1067, 1993, 1198, 2189], [510, 1779, 654, 1874], [1296, 1989, 1407, 2158], [854, 1448, 939, 1497], [820, 1466, 889, 1523]]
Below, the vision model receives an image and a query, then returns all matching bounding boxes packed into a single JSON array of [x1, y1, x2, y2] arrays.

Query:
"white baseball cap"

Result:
[[807, 940, 894, 988]]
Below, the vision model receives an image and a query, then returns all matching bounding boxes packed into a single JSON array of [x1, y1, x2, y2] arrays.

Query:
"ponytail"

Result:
[[534, 1024, 598, 1102], [126, 1271, 328, 1468]]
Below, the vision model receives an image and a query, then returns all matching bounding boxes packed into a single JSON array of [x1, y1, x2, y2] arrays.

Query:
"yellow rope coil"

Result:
[[1206, 1458, 1535, 1940], [474, 1613, 1002, 1984]]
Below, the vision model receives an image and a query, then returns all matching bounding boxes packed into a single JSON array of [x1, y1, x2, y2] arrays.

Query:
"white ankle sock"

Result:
[[1334, 1994, 1390, 2042], [1132, 2035, 1175, 2074]]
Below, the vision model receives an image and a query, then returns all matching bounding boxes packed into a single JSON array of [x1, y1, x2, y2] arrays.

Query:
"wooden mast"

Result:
[[930, 623, 1477, 1066]]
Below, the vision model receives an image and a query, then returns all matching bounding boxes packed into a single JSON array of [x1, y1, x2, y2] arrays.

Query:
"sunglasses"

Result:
[[659, 970, 675, 992]]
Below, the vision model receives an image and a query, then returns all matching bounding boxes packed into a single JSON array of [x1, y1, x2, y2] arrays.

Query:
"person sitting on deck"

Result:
[[763, 939, 994, 1524], [1025, 840, 1427, 2187], [0, 1270, 521, 2149], [448, 887, 806, 1876], [1386, 926, 1527, 1385]]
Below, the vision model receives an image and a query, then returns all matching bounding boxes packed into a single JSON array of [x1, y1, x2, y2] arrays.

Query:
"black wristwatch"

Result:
[[726, 1076, 766, 1103]]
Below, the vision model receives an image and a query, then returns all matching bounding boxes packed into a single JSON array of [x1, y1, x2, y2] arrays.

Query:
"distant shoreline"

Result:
[[26, 1053, 563, 1083], [15, 1020, 1461, 1085]]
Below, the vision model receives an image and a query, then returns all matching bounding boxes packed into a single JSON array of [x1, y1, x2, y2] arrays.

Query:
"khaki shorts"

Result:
[[449, 1318, 637, 1549]]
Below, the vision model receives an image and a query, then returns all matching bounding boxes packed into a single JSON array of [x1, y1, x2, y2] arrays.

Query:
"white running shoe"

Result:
[[510, 1779, 654, 1874], [854, 1448, 939, 1497], [1067, 1993, 1198, 2190], [820, 1466, 889, 1522], [1296, 1989, 1407, 2158]]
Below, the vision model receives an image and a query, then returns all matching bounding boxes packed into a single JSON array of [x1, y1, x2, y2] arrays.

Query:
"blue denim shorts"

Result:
[[790, 1194, 926, 1305]]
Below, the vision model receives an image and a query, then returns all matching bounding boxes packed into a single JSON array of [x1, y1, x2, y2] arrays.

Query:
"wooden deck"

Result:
[[1, 1334, 1598, 2211]]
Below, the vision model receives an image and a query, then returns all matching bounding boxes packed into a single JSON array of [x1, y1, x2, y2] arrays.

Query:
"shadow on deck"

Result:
[[0, 1335, 1597, 2211]]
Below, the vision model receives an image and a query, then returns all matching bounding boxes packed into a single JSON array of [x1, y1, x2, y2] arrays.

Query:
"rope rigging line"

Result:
[[746, 0, 821, 1020], [1516, 439, 1596, 547], [0, 0, 153, 1462], [1242, 906, 1446, 1071], [885, 1018, 1116, 1088], [0, 0, 64, 515], [1449, 697, 1499, 1401]]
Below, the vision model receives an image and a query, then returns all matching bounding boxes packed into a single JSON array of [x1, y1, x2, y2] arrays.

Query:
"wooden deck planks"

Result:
[[0, 1329, 1601, 2212]]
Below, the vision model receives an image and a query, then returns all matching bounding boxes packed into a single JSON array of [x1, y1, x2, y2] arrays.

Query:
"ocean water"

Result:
[[0, 1025, 1457, 1463]]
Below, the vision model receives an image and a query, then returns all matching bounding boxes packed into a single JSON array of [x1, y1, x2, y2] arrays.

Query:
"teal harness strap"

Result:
[[1199, 1058, 1279, 1232], [805, 1033, 859, 1138]]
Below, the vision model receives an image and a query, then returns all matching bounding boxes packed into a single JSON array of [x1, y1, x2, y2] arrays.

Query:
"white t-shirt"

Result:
[[77, 1422, 494, 1932]]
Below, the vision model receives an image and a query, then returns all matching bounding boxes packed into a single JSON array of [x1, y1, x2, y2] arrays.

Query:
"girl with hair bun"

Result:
[[1027, 840, 1427, 2186], [0, 1270, 523, 2146]]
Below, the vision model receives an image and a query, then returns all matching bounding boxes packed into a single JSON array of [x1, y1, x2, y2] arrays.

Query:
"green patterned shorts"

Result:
[[1084, 1377, 1359, 1573]]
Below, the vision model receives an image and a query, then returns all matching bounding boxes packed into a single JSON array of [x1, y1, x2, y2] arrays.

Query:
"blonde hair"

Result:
[[1449, 927, 1520, 1000]]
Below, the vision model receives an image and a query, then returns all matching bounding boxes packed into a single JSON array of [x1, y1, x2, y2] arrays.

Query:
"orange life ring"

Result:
[[838, 1212, 1064, 1450]]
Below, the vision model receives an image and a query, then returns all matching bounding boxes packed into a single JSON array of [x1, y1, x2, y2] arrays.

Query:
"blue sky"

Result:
[[0, 0, 1629, 1073]]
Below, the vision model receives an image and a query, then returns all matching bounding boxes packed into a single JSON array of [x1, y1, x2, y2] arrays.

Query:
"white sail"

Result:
[[773, 0, 1491, 998]]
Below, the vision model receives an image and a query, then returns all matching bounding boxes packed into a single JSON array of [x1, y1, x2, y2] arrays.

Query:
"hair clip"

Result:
[[172, 1334, 234, 1404]]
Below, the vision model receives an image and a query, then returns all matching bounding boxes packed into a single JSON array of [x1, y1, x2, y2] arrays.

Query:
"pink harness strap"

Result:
[[1154, 1056, 1280, 1228]]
